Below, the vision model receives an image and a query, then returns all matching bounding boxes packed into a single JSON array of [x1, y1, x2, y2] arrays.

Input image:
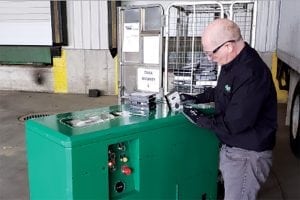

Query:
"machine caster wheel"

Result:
[[290, 82, 300, 159]]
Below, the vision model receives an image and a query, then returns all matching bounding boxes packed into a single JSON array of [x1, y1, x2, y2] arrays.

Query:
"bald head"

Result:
[[202, 18, 242, 48], [202, 18, 245, 65]]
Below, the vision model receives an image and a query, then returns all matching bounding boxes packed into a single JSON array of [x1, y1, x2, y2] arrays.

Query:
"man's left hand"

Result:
[[182, 107, 204, 124], [182, 107, 212, 128]]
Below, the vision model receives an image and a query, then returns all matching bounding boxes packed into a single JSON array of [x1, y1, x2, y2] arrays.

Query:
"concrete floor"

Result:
[[0, 91, 299, 200]]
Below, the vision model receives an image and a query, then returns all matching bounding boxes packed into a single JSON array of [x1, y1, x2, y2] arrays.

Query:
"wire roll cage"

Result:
[[118, 4, 165, 103], [163, 1, 257, 95]]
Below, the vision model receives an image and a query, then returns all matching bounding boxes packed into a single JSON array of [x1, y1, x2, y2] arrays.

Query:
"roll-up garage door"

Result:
[[0, 1, 52, 64]]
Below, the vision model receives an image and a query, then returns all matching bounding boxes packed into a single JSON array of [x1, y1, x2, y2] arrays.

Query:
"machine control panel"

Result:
[[108, 140, 139, 197]]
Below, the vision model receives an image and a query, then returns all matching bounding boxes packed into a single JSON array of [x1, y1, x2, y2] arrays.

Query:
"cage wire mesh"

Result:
[[165, 1, 256, 95], [231, 2, 255, 44]]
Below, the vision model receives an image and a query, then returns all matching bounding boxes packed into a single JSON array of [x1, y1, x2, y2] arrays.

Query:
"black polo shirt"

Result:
[[196, 42, 277, 151]]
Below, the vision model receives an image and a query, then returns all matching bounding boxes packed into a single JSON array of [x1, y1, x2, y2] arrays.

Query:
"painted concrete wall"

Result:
[[0, 66, 53, 92], [0, 49, 116, 95], [66, 49, 115, 95]]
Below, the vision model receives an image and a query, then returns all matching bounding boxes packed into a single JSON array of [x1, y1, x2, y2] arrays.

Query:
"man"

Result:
[[181, 19, 277, 200]]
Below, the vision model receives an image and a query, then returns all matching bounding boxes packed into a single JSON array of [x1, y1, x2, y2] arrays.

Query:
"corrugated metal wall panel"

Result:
[[255, 0, 279, 52], [82, 1, 91, 49], [267, 0, 279, 51], [72, 1, 83, 48], [67, 0, 108, 50], [90, 1, 100, 49], [99, 1, 109, 50], [255, 1, 268, 51]]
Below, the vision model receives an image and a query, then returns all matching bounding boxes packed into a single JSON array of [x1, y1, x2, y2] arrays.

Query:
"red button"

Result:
[[121, 165, 132, 175]]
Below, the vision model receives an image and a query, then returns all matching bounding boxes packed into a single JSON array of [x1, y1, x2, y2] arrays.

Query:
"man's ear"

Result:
[[227, 43, 234, 53]]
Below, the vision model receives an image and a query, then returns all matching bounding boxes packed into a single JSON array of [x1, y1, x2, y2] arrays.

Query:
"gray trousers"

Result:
[[219, 145, 272, 200]]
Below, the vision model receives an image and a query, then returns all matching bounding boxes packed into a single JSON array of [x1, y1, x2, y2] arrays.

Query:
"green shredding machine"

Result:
[[25, 103, 219, 199]]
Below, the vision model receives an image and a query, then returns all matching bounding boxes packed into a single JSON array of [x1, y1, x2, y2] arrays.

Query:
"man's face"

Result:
[[202, 39, 233, 66]]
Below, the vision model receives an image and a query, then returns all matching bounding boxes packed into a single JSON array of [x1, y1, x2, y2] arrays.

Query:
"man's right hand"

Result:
[[180, 93, 196, 103]]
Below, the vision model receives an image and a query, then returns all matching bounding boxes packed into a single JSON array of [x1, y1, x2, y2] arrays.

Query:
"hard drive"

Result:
[[165, 91, 181, 111]]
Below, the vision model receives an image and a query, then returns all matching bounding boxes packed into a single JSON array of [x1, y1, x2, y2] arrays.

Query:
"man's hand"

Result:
[[182, 107, 212, 128], [182, 107, 204, 124], [180, 93, 196, 103]]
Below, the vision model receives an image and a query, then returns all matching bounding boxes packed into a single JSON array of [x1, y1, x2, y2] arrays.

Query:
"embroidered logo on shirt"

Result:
[[225, 84, 231, 93]]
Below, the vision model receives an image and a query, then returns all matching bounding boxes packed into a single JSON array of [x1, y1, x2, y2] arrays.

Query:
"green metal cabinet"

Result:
[[26, 103, 219, 199]]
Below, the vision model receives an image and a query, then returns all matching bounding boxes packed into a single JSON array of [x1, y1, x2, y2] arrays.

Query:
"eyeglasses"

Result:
[[204, 39, 236, 57]]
